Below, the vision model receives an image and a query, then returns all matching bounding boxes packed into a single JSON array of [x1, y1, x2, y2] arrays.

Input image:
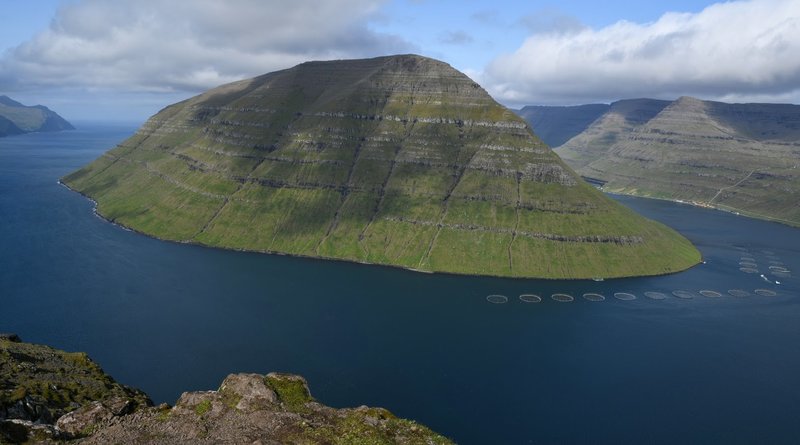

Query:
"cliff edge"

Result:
[[0, 334, 452, 444]]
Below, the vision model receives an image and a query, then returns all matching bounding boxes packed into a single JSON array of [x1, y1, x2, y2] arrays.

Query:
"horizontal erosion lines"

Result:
[[116, 157, 227, 200], [172, 145, 568, 184], [189, 105, 277, 114], [138, 119, 194, 135], [188, 144, 348, 167], [311, 111, 527, 130], [453, 193, 597, 214], [384, 216, 643, 244]]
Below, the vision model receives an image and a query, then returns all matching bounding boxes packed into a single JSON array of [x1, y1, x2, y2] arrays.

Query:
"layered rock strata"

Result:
[[64, 55, 699, 278], [549, 97, 800, 226]]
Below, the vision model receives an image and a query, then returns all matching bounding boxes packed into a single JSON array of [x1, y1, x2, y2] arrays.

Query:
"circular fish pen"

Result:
[[583, 293, 605, 302], [614, 292, 636, 301], [727, 289, 750, 297], [739, 267, 759, 273], [551, 293, 574, 302], [486, 294, 508, 304], [754, 289, 778, 297], [672, 290, 695, 299], [519, 294, 542, 303], [699, 290, 722, 298], [644, 291, 668, 300]]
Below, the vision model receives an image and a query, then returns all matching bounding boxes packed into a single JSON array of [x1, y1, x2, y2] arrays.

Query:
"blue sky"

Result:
[[1, 0, 798, 122]]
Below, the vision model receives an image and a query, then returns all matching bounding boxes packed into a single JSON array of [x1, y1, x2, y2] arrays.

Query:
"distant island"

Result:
[[63, 54, 699, 279], [517, 97, 800, 227], [0, 95, 74, 137], [0, 333, 452, 444]]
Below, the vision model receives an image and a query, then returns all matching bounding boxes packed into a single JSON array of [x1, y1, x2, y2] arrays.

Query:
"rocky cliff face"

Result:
[[550, 97, 800, 226], [0, 333, 150, 443], [63, 54, 699, 279], [0, 96, 74, 137], [0, 335, 452, 444]]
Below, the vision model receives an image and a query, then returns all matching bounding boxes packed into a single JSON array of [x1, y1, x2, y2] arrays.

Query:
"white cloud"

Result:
[[439, 30, 473, 45], [0, 0, 412, 93], [485, 0, 800, 106]]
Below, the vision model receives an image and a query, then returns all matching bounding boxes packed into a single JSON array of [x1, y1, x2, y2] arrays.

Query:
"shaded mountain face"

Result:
[[548, 99, 670, 169], [63, 55, 698, 279], [515, 103, 609, 147], [551, 96, 800, 226], [0, 95, 74, 137]]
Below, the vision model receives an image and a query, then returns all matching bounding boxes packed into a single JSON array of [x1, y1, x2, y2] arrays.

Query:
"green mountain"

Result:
[[547, 97, 800, 226], [63, 55, 699, 279], [0, 95, 74, 137]]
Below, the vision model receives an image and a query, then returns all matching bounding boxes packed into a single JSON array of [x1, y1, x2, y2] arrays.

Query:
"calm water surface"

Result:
[[1, 124, 799, 444]]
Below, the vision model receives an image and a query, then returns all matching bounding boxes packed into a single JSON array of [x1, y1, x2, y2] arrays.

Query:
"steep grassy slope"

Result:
[[0, 95, 74, 136], [515, 103, 609, 147], [63, 55, 699, 279], [553, 99, 670, 170], [555, 97, 800, 226]]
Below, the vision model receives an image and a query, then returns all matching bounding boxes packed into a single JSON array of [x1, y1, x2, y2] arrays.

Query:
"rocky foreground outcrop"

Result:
[[1, 335, 452, 444]]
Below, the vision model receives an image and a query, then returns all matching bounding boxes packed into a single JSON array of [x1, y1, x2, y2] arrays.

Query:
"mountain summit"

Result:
[[63, 55, 698, 278]]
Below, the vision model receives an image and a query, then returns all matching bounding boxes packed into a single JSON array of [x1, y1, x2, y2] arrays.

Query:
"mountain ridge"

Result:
[[517, 97, 800, 226], [63, 55, 699, 278], [0, 95, 74, 137]]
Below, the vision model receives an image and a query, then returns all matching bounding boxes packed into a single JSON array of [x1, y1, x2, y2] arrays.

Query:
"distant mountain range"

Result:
[[62, 55, 699, 279], [0, 95, 74, 137], [516, 97, 800, 226]]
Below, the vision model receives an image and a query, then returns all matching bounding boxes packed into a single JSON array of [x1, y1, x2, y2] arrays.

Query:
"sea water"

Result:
[[1, 124, 798, 444]]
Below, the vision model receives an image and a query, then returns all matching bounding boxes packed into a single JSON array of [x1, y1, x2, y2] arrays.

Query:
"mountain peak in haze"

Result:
[[0, 95, 74, 137]]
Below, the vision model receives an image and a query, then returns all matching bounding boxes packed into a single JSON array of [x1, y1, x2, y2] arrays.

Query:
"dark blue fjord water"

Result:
[[1, 124, 799, 444]]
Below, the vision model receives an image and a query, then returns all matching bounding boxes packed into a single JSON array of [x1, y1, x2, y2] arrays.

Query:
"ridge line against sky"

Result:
[[1, 0, 798, 121]]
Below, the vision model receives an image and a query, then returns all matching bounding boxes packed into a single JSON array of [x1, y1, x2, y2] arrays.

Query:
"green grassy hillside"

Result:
[[63, 55, 699, 279], [555, 97, 800, 226]]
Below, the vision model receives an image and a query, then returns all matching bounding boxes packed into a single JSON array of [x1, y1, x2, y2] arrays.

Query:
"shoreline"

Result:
[[59, 180, 700, 282], [603, 189, 800, 229]]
